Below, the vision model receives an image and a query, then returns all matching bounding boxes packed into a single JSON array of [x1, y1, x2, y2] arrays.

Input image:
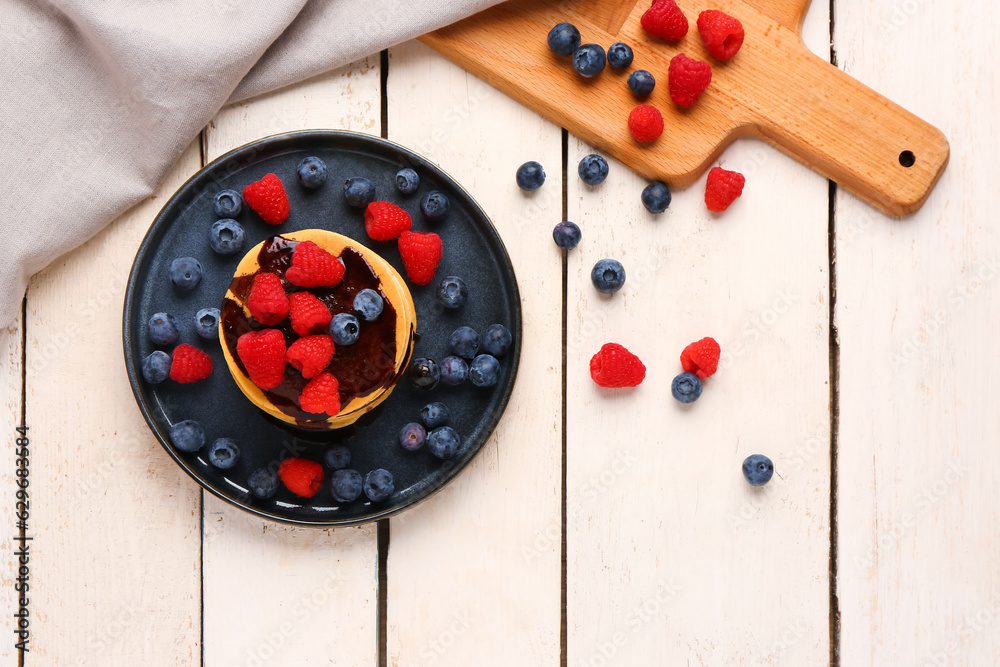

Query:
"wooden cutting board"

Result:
[[419, 0, 950, 216]]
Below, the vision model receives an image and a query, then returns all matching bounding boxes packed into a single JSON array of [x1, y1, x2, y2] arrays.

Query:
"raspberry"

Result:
[[364, 201, 412, 241], [641, 0, 688, 40], [286, 335, 335, 379], [288, 291, 332, 336], [247, 273, 289, 326], [680, 337, 721, 379], [285, 241, 345, 288], [589, 343, 646, 388], [278, 458, 324, 498], [705, 167, 745, 212], [169, 344, 212, 383], [236, 329, 287, 390], [242, 173, 289, 225], [668, 53, 712, 108], [299, 372, 341, 416], [628, 105, 664, 143], [697, 10, 745, 60], [397, 231, 443, 285]]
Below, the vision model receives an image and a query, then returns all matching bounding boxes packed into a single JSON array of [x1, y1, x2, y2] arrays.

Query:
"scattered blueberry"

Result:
[[440, 356, 469, 386], [297, 156, 328, 189], [195, 308, 220, 340], [427, 427, 460, 460], [628, 70, 656, 97], [420, 190, 450, 221], [141, 350, 171, 383], [469, 354, 500, 387], [364, 469, 395, 502], [325, 445, 351, 469], [169, 420, 205, 453], [572, 44, 607, 78], [671, 372, 703, 404], [395, 168, 420, 195], [641, 181, 672, 214], [148, 312, 179, 346], [408, 357, 440, 391], [208, 438, 239, 469], [578, 154, 609, 186], [213, 189, 243, 218], [248, 468, 280, 499], [481, 324, 512, 357], [591, 259, 626, 294], [547, 22, 581, 56], [553, 221, 582, 250], [399, 422, 427, 452], [208, 219, 246, 255], [330, 313, 361, 346], [449, 326, 480, 359], [516, 161, 546, 191], [344, 177, 375, 208], [436, 276, 467, 309], [330, 469, 363, 502], [169, 257, 202, 290], [743, 455, 775, 487], [353, 289, 384, 321], [421, 402, 449, 428], [607, 42, 634, 69]]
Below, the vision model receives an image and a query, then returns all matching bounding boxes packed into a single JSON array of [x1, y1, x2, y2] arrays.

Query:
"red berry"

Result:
[[278, 458, 324, 498], [668, 53, 712, 108], [236, 329, 287, 390], [628, 105, 664, 143], [286, 335, 335, 379], [364, 201, 412, 241], [641, 0, 688, 40], [288, 291, 332, 336], [299, 372, 341, 416], [242, 173, 289, 225], [589, 343, 646, 388], [286, 241, 345, 288], [247, 273, 289, 326], [697, 10, 745, 60], [705, 167, 746, 212], [397, 231, 443, 286], [680, 337, 721, 379], [169, 344, 212, 383]]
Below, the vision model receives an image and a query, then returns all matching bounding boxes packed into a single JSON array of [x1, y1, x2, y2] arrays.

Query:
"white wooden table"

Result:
[[4, 1, 999, 664]]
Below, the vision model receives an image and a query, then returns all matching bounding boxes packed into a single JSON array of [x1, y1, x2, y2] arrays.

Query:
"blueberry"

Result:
[[408, 357, 440, 391], [395, 168, 420, 195], [213, 189, 243, 218], [436, 276, 467, 309], [671, 372, 703, 404], [628, 70, 656, 97], [330, 313, 361, 345], [607, 42, 634, 69], [578, 154, 609, 186], [148, 312, 179, 346], [481, 324, 512, 357], [641, 181, 672, 214], [344, 177, 375, 208], [591, 259, 626, 294], [399, 422, 427, 452], [207, 438, 239, 469], [364, 469, 394, 502], [516, 161, 546, 191], [553, 221, 582, 250], [421, 402, 449, 428], [169, 257, 202, 290], [353, 289, 383, 321], [439, 356, 469, 386], [469, 354, 500, 387], [169, 420, 205, 453], [208, 219, 246, 255], [142, 350, 171, 383], [195, 308, 220, 340], [325, 445, 351, 469], [330, 469, 363, 502], [743, 455, 775, 487], [449, 326, 480, 359], [248, 467, 279, 499], [572, 44, 606, 78], [420, 190, 450, 221], [427, 427, 460, 460], [547, 22, 581, 56], [297, 156, 328, 188]]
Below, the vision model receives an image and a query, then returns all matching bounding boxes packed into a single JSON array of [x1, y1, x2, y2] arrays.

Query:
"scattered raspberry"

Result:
[[236, 329, 287, 390], [589, 343, 646, 388], [299, 372, 341, 416], [247, 273, 289, 326], [697, 10, 745, 60], [680, 337, 721, 379], [668, 53, 712, 108], [169, 344, 212, 383], [364, 201, 412, 241], [278, 457, 324, 498], [705, 167, 745, 212], [628, 105, 664, 143], [286, 335, 335, 379], [397, 230, 443, 285], [286, 241, 345, 288], [288, 291, 332, 337], [242, 173, 289, 225], [641, 0, 688, 40]]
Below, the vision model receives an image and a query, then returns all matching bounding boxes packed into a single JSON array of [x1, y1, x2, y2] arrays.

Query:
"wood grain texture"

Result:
[[564, 4, 833, 663], [420, 0, 948, 216], [384, 40, 562, 667], [834, 0, 1000, 664], [1, 314, 23, 666], [24, 141, 203, 664], [202, 61, 381, 667]]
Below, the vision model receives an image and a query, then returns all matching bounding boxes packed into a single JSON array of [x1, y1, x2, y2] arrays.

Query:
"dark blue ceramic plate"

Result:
[[123, 130, 521, 526]]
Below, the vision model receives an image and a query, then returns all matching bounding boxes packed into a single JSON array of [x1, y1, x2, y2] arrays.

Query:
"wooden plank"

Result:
[[564, 4, 834, 663], [24, 140, 203, 664], [384, 40, 563, 666], [2, 312, 23, 664], [202, 60, 382, 667], [834, 1, 1000, 665]]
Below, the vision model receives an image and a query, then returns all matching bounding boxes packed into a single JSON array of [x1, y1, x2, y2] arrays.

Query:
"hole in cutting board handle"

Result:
[[899, 150, 916, 168]]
